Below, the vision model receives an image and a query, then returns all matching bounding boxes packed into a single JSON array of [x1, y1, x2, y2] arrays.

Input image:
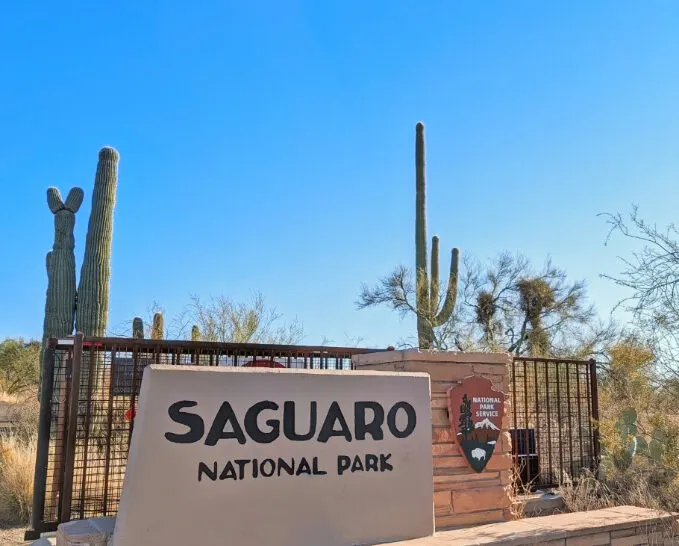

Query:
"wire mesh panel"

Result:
[[26, 335, 381, 537], [509, 356, 600, 491]]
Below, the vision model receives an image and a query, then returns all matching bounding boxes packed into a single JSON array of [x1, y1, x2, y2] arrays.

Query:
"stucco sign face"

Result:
[[111, 365, 434, 546], [447, 376, 504, 473]]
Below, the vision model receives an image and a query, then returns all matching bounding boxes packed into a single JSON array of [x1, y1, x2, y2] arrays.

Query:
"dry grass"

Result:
[[557, 468, 679, 541], [0, 433, 36, 525], [0, 387, 38, 527], [0, 391, 25, 405]]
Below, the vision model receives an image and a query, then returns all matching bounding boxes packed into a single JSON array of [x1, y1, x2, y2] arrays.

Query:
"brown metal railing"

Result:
[[509, 356, 600, 491]]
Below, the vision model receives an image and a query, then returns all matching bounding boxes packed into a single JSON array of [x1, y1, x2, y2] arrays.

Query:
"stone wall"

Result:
[[377, 506, 679, 545], [353, 350, 514, 531]]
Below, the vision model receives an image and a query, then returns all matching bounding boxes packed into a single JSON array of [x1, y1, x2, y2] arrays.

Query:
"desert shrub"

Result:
[[0, 338, 40, 396], [0, 433, 36, 524], [558, 340, 679, 515], [5, 397, 40, 443]]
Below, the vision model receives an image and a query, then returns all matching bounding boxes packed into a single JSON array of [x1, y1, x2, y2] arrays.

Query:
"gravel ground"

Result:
[[0, 525, 29, 545]]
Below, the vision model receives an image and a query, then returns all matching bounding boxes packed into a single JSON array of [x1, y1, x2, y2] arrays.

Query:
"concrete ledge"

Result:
[[520, 492, 565, 518], [353, 350, 510, 367], [375, 506, 679, 545], [54, 516, 115, 546]]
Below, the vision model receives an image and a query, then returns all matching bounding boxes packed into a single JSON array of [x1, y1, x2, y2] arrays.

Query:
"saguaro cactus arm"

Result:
[[432, 247, 459, 325], [430, 236, 440, 314]]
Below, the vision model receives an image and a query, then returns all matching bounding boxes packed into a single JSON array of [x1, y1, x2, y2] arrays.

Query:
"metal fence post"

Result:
[[589, 358, 601, 471], [59, 332, 84, 523], [27, 338, 57, 539]]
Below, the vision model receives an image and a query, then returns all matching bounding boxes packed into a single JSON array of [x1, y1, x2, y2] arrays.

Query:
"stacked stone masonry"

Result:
[[353, 350, 514, 531]]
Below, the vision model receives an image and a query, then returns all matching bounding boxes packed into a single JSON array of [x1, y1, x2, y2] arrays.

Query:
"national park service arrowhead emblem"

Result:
[[447, 376, 505, 473]]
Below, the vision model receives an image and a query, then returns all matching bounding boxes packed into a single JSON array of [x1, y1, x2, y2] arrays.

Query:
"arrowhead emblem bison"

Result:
[[447, 376, 505, 473]]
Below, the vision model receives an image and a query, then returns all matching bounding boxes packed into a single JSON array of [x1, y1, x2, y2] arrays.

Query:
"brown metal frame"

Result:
[[509, 355, 601, 491]]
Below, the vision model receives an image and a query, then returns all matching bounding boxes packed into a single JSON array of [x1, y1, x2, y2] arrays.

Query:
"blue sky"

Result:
[[1, 1, 679, 347]]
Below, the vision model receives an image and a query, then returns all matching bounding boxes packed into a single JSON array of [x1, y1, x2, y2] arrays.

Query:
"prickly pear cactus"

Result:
[[612, 407, 665, 470]]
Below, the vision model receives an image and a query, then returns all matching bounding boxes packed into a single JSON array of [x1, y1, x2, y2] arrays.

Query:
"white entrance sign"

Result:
[[111, 365, 434, 546]]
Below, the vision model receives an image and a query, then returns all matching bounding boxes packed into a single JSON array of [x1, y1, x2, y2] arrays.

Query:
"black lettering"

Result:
[[198, 461, 217, 481], [252, 458, 258, 478], [283, 401, 317, 441], [234, 459, 250, 480], [365, 454, 379, 471], [277, 457, 295, 476], [312, 457, 327, 475], [296, 457, 311, 476], [337, 455, 351, 475], [260, 459, 275, 477], [355, 402, 385, 441], [317, 402, 352, 443], [387, 402, 417, 439], [204, 402, 247, 445], [244, 401, 280, 443], [219, 461, 237, 480], [166, 401, 204, 444], [351, 455, 364, 472], [379, 453, 393, 472]]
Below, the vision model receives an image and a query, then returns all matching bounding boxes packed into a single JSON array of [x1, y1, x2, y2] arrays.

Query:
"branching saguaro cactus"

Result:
[[42, 188, 85, 342], [414, 122, 460, 349], [39, 147, 119, 400], [75, 147, 119, 337], [40, 187, 85, 382]]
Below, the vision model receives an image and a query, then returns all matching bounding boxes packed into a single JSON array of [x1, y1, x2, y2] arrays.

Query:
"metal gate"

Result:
[[509, 356, 600, 490], [26, 334, 380, 539]]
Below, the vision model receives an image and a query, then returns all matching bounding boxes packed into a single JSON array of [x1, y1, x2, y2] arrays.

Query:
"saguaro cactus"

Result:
[[42, 188, 84, 342], [414, 122, 459, 349], [151, 313, 164, 340], [132, 317, 144, 339], [40, 187, 84, 382], [75, 147, 119, 336]]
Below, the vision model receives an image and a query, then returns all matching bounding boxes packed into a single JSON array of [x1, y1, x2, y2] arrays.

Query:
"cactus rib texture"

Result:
[[414, 122, 459, 349], [75, 147, 119, 337]]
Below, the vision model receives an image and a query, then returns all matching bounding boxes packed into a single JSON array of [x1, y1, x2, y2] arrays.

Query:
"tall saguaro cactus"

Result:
[[414, 122, 460, 349], [75, 147, 119, 336]]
